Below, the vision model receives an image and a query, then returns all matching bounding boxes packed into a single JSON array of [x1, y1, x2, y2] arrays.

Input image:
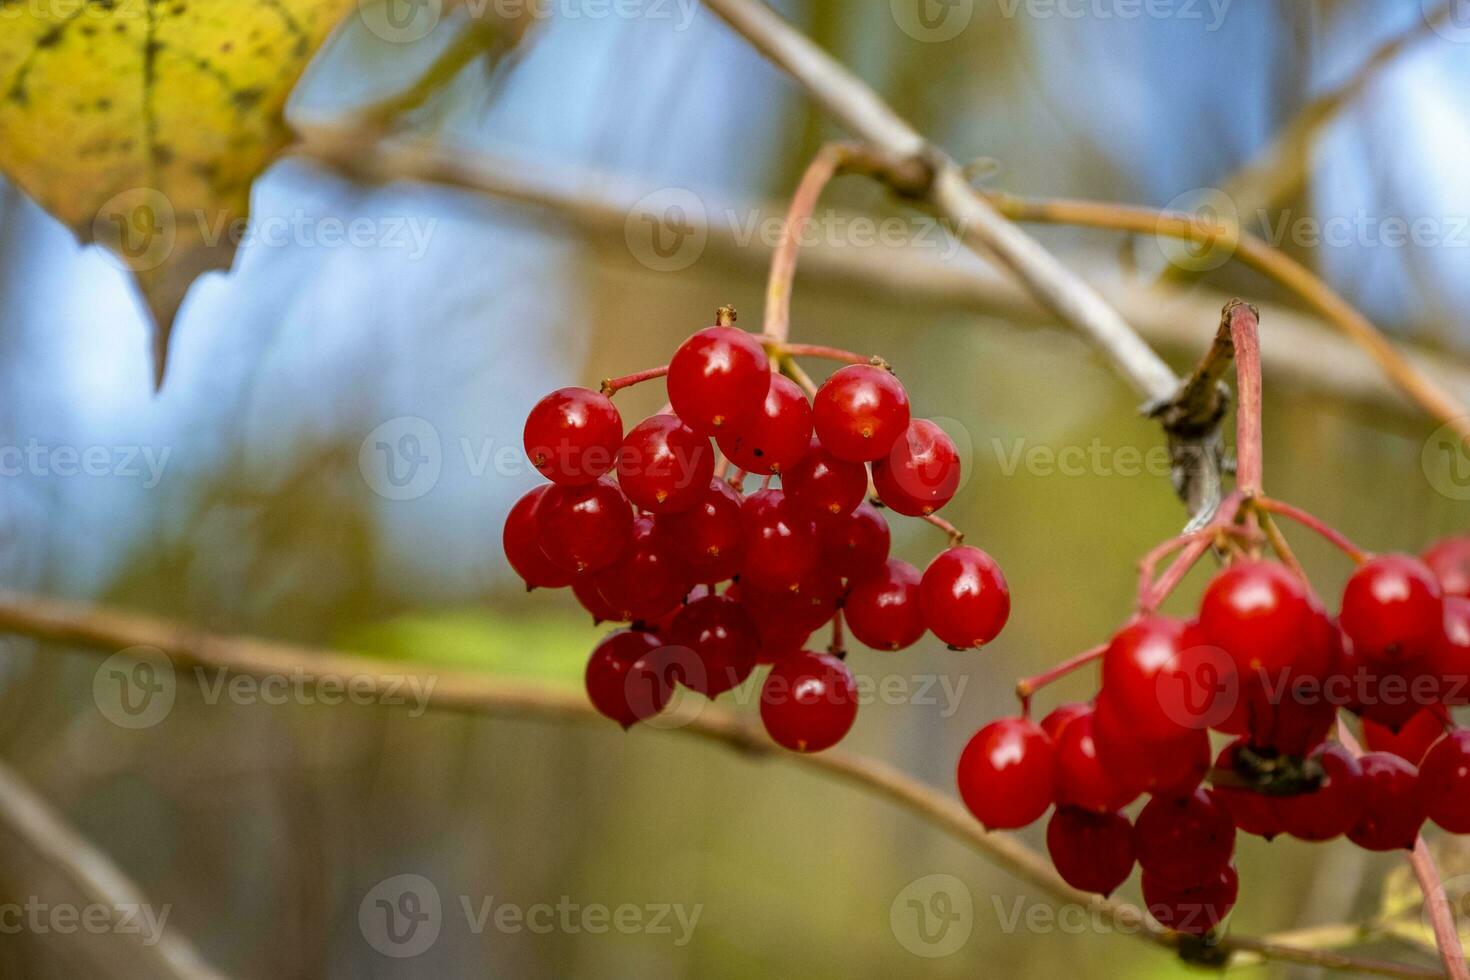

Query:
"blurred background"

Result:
[[0, 0, 1468, 976]]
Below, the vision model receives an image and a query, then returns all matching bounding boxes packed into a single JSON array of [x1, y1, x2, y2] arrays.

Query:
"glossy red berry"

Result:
[[616, 414, 714, 513], [1046, 807, 1135, 897], [1094, 697, 1210, 796], [536, 478, 633, 573], [1275, 741, 1365, 842], [716, 375, 813, 476], [1341, 554, 1444, 665], [667, 594, 760, 699], [1211, 741, 1283, 841], [657, 478, 745, 582], [783, 438, 868, 521], [871, 419, 961, 516], [845, 558, 926, 651], [1198, 560, 1313, 678], [1142, 865, 1238, 936], [956, 717, 1056, 830], [1432, 597, 1470, 705], [1418, 729, 1470, 833], [1347, 752, 1426, 851], [1053, 707, 1137, 813], [1424, 537, 1470, 599], [573, 576, 625, 624], [818, 502, 891, 579], [666, 326, 771, 435], [1133, 789, 1236, 888], [523, 387, 622, 485], [1100, 616, 1218, 742], [811, 364, 911, 462], [738, 489, 819, 592], [502, 486, 574, 589], [920, 546, 1010, 649], [760, 651, 858, 752], [1363, 706, 1448, 766], [1040, 702, 1091, 742], [585, 630, 670, 728], [590, 516, 691, 623]]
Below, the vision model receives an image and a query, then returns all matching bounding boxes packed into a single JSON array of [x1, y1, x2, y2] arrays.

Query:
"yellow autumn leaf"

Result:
[[0, 0, 355, 385]]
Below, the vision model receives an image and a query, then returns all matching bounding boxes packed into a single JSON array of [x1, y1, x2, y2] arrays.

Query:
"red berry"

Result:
[[1418, 729, 1470, 833], [956, 717, 1056, 830], [502, 486, 574, 589], [738, 488, 819, 591], [657, 478, 745, 582], [1053, 707, 1137, 813], [1341, 554, 1444, 665], [783, 438, 868, 521], [845, 558, 926, 651], [573, 576, 625, 624], [1363, 705, 1449, 766], [666, 326, 770, 435], [871, 419, 961, 516], [1142, 865, 1238, 936], [1275, 741, 1365, 842], [811, 364, 911, 462], [1432, 597, 1470, 705], [615, 414, 714, 513], [920, 546, 1010, 649], [818, 502, 890, 579], [1046, 807, 1135, 897], [1346, 752, 1426, 851], [1211, 741, 1283, 840], [585, 630, 670, 728], [523, 387, 622, 485], [1093, 697, 1210, 796], [1133, 789, 1236, 888], [1424, 536, 1470, 599], [667, 594, 759, 698], [537, 478, 633, 573], [1198, 560, 1313, 678], [1040, 702, 1091, 742], [1100, 616, 1219, 742], [716, 375, 813, 476], [760, 651, 858, 752], [590, 516, 691, 623]]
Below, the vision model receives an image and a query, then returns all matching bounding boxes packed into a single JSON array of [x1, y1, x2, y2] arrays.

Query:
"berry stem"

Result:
[[922, 513, 965, 547], [1254, 509, 1323, 605], [1138, 492, 1248, 612], [601, 365, 670, 396], [1224, 300, 1266, 497], [1015, 644, 1107, 713], [1254, 497, 1371, 564], [829, 608, 846, 656], [778, 355, 820, 398], [764, 143, 860, 344], [775, 342, 875, 366]]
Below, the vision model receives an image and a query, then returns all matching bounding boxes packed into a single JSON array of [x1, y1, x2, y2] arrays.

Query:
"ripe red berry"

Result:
[[738, 489, 819, 592], [1211, 741, 1283, 841], [1424, 536, 1470, 599], [1198, 560, 1313, 678], [585, 630, 671, 728], [845, 558, 926, 651], [1142, 865, 1238, 936], [920, 546, 1010, 649], [1341, 554, 1444, 665], [573, 576, 625, 624], [811, 364, 911, 462], [1093, 697, 1210, 796], [590, 516, 691, 623], [1040, 702, 1091, 742], [1133, 789, 1236, 888], [667, 594, 760, 698], [1346, 752, 1426, 851], [1431, 597, 1470, 705], [1053, 707, 1137, 813], [956, 717, 1056, 830], [760, 651, 858, 752], [502, 486, 574, 589], [871, 419, 961, 516], [716, 375, 813, 475], [536, 478, 633, 573], [1046, 807, 1135, 897], [1275, 741, 1365, 842], [1363, 706, 1449, 766], [818, 501, 891, 579], [657, 478, 745, 582], [1417, 729, 1470, 833], [523, 387, 622, 485], [783, 438, 868, 521], [666, 326, 770, 435], [615, 414, 714, 513], [1100, 616, 1217, 742]]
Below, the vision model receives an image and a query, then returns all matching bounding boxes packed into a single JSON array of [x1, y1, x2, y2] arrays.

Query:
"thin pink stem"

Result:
[[1136, 493, 1247, 612], [1226, 300, 1265, 496], [764, 144, 857, 344], [829, 609, 845, 656], [922, 514, 965, 547], [1015, 644, 1107, 714], [776, 342, 872, 365], [1255, 497, 1371, 564], [601, 365, 669, 396]]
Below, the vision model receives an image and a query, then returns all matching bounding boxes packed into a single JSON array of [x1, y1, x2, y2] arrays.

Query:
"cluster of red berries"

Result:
[[503, 314, 1011, 752], [956, 534, 1470, 937]]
